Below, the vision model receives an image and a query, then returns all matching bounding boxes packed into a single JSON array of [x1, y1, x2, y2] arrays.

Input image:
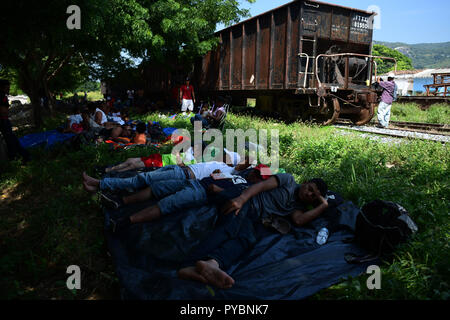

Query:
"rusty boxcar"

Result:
[[194, 0, 396, 125]]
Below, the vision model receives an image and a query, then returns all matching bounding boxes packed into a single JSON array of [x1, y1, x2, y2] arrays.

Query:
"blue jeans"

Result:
[[184, 203, 259, 271], [100, 165, 186, 192], [377, 101, 392, 128], [150, 179, 208, 216], [190, 114, 209, 128]]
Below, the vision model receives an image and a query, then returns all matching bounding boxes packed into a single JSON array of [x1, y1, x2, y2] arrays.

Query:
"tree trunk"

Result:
[[18, 62, 44, 128], [42, 79, 55, 115], [28, 88, 42, 128]]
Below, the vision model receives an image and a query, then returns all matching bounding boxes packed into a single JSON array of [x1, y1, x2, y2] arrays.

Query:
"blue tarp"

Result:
[[104, 190, 372, 300], [19, 130, 75, 149], [162, 127, 178, 136]]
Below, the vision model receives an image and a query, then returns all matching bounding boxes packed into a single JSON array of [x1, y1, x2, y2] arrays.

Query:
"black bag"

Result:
[[355, 200, 418, 256]]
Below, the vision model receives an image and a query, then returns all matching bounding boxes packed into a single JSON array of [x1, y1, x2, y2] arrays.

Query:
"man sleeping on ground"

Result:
[[100, 164, 271, 233], [177, 175, 332, 289], [82, 151, 245, 193]]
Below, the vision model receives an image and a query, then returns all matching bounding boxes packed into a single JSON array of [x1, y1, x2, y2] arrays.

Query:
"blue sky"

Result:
[[225, 0, 450, 44]]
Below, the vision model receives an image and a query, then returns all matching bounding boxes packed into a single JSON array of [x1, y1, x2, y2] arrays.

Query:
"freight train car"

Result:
[[194, 0, 397, 125]]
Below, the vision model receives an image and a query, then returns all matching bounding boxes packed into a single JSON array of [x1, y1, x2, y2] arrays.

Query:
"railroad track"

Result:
[[334, 119, 450, 143], [336, 119, 450, 135]]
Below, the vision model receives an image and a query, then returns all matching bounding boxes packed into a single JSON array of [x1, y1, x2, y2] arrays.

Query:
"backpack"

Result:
[[354, 200, 418, 258]]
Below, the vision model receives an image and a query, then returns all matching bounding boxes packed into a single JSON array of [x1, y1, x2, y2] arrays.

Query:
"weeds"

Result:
[[390, 103, 450, 124], [0, 111, 448, 300]]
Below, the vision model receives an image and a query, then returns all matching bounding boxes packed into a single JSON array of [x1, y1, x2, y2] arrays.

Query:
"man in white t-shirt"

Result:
[[82, 150, 243, 194]]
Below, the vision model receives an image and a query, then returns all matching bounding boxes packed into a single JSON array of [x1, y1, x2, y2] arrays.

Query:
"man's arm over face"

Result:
[[291, 188, 329, 227], [221, 173, 294, 215]]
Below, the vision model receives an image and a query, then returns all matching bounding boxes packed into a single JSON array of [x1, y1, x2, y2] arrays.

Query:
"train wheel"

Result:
[[350, 103, 375, 126], [322, 98, 341, 126]]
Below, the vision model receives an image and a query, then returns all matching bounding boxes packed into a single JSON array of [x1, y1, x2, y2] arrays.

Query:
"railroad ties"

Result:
[[334, 119, 450, 143]]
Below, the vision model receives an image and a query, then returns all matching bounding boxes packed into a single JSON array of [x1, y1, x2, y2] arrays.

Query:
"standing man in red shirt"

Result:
[[179, 77, 195, 114], [0, 79, 30, 162]]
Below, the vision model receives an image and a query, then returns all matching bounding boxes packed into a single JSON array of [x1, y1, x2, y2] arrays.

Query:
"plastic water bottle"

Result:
[[316, 228, 329, 245]]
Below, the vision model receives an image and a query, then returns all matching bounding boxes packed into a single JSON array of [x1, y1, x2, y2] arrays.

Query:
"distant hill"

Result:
[[374, 41, 450, 69]]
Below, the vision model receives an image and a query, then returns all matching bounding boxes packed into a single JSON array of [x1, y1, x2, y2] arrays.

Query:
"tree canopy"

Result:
[[0, 0, 255, 125], [372, 44, 414, 75]]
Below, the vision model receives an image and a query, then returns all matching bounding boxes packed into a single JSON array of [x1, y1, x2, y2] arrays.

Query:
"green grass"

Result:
[[0, 111, 448, 300], [389, 103, 450, 124], [63, 91, 103, 102]]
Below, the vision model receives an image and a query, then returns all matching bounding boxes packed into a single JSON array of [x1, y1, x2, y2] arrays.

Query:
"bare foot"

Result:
[[83, 180, 98, 193], [178, 266, 208, 284], [196, 260, 235, 289], [83, 172, 100, 187]]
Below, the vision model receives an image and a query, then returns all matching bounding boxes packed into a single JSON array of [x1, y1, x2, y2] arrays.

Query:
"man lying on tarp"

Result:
[[100, 164, 272, 233], [82, 149, 243, 194], [174, 174, 338, 289]]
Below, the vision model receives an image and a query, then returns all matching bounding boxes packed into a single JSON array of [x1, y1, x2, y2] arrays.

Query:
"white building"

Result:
[[380, 68, 450, 96]]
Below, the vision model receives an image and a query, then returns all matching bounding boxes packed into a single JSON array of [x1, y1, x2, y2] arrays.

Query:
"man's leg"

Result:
[[99, 165, 185, 192], [179, 204, 258, 288], [156, 180, 208, 216], [105, 158, 139, 173], [122, 179, 191, 205], [384, 103, 392, 127], [108, 179, 197, 232], [129, 205, 162, 224], [188, 100, 194, 113], [377, 102, 389, 128], [181, 99, 188, 115]]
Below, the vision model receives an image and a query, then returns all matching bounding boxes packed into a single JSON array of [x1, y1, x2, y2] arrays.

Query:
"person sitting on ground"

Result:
[[130, 122, 148, 145], [190, 97, 226, 129], [177, 175, 336, 289], [190, 103, 211, 128], [60, 106, 83, 134], [82, 149, 244, 194], [94, 102, 119, 128]]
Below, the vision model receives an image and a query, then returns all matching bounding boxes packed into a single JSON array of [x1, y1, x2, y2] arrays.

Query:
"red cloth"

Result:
[[180, 85, 194, 100], [141, 154, 163, 168], [71, 123, 84, 133], [254, 164, 272, 180]]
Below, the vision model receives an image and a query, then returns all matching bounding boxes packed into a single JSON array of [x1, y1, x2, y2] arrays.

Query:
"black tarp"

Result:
[[104, 183, 373, 300]]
